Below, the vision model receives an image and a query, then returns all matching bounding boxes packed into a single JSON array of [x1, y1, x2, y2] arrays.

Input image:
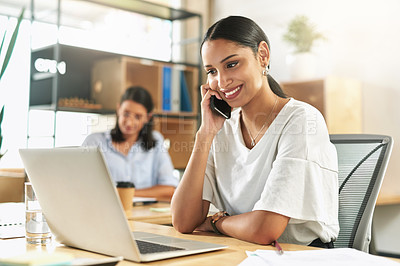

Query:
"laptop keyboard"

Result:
[[136, 239, 185, 254]]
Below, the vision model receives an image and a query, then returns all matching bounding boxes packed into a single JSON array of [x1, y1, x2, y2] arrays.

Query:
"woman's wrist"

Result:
[[210, 211, 230, 235], [197, 126, 218, 139], [194, 130, 215, 152]]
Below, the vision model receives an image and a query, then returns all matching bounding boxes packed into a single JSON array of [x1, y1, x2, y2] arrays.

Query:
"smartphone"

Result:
[[210, 95, 231, 119]]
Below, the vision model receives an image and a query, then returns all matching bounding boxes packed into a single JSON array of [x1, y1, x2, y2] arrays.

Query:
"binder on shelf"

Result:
[[171, 67, 181, 112], [163, 66, 185, 112], [162, 66, 172, 111], [180, 71, 192, 112]]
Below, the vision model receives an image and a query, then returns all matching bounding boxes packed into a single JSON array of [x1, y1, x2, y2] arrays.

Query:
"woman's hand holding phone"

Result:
[[199, 80, 228, 136], [210, 96, 231, 119]]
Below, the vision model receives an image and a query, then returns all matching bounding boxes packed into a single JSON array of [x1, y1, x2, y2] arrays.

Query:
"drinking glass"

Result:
[[25, 182, 52, 244]]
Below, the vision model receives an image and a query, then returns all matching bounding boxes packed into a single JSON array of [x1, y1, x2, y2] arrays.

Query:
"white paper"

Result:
[[133, 197, 157, 203], [239, 248, 399, 266], [0, 202, 25, 224], [0, 202, 25, 239]]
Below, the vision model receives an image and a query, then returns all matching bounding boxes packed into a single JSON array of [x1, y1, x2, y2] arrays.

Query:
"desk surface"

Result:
[[126, 202, 172, 225], [2, 221, 400, 265], [0, 221, 320, 265], [2, 210, 400, 264], [376, 194, 400, 206]]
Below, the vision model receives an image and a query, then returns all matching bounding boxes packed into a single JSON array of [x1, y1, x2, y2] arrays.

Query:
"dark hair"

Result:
[[111, 86, 156, 150], [201, 16, 286, 98]]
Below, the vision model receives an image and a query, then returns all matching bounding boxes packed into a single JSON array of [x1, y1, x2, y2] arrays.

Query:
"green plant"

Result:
[[0, 8, 25, 159], [283, 15, 325, 53]]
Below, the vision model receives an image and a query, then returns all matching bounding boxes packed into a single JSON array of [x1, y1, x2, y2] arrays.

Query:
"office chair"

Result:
[[330, 134, 393, 252]]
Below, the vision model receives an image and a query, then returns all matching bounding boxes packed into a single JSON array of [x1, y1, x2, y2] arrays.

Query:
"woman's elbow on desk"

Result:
[[171, 216, 200, 234], [171, 210, 206, 234], [172, 223, 195, 234], [245, 227, 281, 245], [221, 210, 289, 245], [227, 224, 282, 245]]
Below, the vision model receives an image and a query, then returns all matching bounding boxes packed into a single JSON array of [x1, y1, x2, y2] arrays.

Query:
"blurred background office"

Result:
[[0, 0, 399, 256]]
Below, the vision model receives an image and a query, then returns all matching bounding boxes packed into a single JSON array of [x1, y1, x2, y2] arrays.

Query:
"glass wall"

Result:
[[0, 0, 180, 167]]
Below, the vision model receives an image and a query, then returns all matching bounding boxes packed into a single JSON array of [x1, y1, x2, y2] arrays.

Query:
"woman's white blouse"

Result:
[[202, 98, 339, 245]]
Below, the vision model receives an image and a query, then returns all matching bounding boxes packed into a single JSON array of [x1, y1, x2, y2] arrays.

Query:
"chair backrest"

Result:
[[330, 134, 393, 252]]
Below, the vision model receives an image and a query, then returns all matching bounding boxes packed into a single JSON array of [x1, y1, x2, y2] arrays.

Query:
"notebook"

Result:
[[19, 147, 226, 262]]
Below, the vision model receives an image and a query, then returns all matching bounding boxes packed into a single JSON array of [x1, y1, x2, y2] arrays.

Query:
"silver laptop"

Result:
[[19, 147, 226, 262]]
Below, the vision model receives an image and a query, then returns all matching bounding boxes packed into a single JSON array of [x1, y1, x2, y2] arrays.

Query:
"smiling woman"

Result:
[[82, 86, 178, 201], [171, 16, 339, 248]]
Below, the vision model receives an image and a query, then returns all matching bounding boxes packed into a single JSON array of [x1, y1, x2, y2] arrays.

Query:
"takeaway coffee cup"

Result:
[[116, 182, 135, 213]]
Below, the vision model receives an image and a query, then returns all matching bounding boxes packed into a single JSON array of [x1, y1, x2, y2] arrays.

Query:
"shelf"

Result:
[[153, 112, 199, 119], [0, 0, 200, 22], [56, 107, 115, 115], [91, 55, 199, 115], [153, 116, 197, 169], [29, 105, 115, 115], [32, 72, 56, 81], [86, 0, 200, 21], [280, 77, 362, 134], [28, 0, 202, 169]]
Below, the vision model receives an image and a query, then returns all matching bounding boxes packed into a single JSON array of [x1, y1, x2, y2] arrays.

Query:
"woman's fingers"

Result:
[[201, 80, 222, 101], [209, 80, 223, 100], [200, 83, 210, 99]]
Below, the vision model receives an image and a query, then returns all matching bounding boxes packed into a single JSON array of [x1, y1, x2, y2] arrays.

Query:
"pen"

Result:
[[273, 240, 284, 255]]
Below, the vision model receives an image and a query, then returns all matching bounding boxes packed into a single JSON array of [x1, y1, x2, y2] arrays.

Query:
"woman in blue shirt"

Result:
[[82, 86, 178, 201]]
